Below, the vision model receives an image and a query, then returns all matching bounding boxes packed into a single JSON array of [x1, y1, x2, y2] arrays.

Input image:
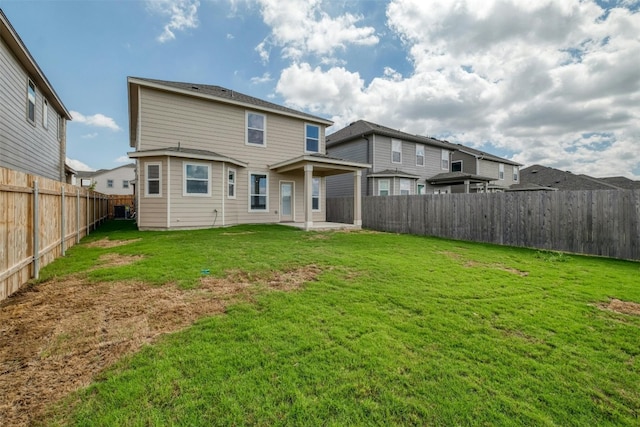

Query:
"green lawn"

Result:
[[44, 221, 640, 426]]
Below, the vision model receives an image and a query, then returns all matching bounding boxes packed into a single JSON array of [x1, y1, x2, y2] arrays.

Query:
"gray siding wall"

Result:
[[326, 138, 369, 197], [0, 37, 64, 181], [451, 152, 477, 174], [478, 160, 519, 188]]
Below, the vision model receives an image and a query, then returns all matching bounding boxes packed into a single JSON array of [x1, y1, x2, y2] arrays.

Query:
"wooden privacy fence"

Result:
[[327, 190, 640, 261], [107, 194, 135, 219], [1, 166, 109, 301]]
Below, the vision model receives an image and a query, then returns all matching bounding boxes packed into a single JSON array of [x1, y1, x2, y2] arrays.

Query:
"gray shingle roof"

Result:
[[454, 144, 522, 166], [598, 176, 640, 189], [520, 165, 624, 191], [428, 171, 494, 184], [326, 120, 454, 149], [129, 77, 332, 124]]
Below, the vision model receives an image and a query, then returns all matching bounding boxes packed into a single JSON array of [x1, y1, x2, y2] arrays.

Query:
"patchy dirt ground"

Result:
[[0, 261, 321, 427], [598, 298, 640, 317]]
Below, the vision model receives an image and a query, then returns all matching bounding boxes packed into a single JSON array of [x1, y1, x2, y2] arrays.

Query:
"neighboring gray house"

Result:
[[76, 163, 135, 195], [0, 9, 72, 182], [518, 165, 639, 191], [326, 120, 457, 197], [432, 144, 522, 192], [127, 77, 370, 230]]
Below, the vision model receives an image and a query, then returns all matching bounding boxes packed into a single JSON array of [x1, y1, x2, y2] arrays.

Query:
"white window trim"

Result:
[[42, 99, 48, 129], [305, 123, 320, 154], [228, 167, 236, 199], [400, 178, 411, 195], [107, 179, 114, 188], [416, 144, 425, 167], [392, 139, 402, 164], [417, 184, 425, 195], [27, 79, 36, 124], [513, 166, 519, 182], [312, 176, 321, 212], [246, 111, 267, 147], [378, 179, 390, 196], [123, 180, 129, 189], [452, 160, 463, 172], [145, 162, 162, 197], [183, 161, 211, 197], [499, 163, 505, 180], [248, 172, 269, 212], [441, 150, 449, 170]]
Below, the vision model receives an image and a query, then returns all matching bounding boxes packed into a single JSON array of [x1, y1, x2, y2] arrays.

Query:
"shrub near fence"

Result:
[[0, 166, 109, 301], [327, 190, 640, 261]]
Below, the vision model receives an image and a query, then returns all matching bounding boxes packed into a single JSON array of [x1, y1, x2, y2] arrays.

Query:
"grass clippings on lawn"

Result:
[[0, 265, 321, 427]]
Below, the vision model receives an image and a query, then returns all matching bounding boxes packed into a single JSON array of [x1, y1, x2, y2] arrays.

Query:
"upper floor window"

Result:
[[246, 112, 266, 146], [452, 160, 462, 172], [441, 150, 449, 170], [499, 163, 505, 180], [184, 162, 210, 196], [43, 99, 48, 129], [27, 80, 36, 123], [107, 179, 114, 188], [400, 178, 411, 195], [146, 162, 161, 196], [392, 139, 402, 164], [249, 173, 268, 211], [513, 166, 519, 182], [306, 124, 320, 153], [123, 180, 129, 189], [416, 144, 425, 166], [228, 168, 236, 199], [378, 179, 390, 196]]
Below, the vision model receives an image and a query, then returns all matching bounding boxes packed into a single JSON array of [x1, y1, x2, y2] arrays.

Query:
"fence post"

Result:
[[86, 191, 90, 236], [76, 190, 80, 243], [33, 180, 40, 280], [61, 186, 66, 256]]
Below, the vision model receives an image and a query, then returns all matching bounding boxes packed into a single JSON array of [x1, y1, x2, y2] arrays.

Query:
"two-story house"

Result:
[[0, 9, 72, 182], [432, 144, 522, 192], [76, 163, 135, 195], [127, 77, 370, 230]]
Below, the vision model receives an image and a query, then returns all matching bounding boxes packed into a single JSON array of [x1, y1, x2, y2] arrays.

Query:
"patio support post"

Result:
[[464, 179, 470, 193], [484, 182, 489, 192], [304, 164, 313, 230], [353, 170, 362, 227]]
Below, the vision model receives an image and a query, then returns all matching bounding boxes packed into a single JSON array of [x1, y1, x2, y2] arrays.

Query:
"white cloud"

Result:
[[274, 0, 640, 179], [250, 72, 273, 84], [71, 111, 121, 131], [147, 0, 200, 43], [255, 0, 378, 62], [115, 155, 131, 163], [66, 157, 95, 172], [81, 132, 98, 139]]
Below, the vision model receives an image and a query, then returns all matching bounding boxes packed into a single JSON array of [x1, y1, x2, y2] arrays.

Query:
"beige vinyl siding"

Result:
[[90, 165, 135, 195], [0, 37, 64, 181], [138, 88, 324, 164], [167, 160, 223, 228], [137, 158, 168, 229], [477, 160, 518, 188]]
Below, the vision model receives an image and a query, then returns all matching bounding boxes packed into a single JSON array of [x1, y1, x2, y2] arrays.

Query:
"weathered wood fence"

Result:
[[327, 190, 640, 261], [107, 194, 135, 219], [1, 166, 109, 301]]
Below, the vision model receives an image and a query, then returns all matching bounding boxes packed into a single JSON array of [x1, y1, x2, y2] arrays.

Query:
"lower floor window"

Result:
[[312, 177, 320, 211], [400, 178, 411, 195], [184, 162, 210, 195], [417, 184, 425, 195], [250, 173, 268, 211], [378, 179, 390, 196]]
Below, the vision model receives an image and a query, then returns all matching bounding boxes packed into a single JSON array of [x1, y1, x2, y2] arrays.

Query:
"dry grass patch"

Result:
[[84, 238, 141, 249], [598, 298, 640, 317], [0, 265, 321, 427], [92, 253, 145, 269]]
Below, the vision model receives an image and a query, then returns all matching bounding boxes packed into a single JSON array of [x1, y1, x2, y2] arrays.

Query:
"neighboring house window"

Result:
[[416, 144, 425, 166], [123, 180, 129, 189], [400, 179, 411, 195], [417, 184, 425, 195], [184, 162, 211, 196], [146, 162, 161, 196], [392, 139, 402, 164], [27, 80, 36, 123], [378, 179, 390, 196], [513, 166, 519, 182], [499, 163, 505, 180], [107, 179, 114, 188], [249, 173, 268, 211], [441, 150, 449, 170], [43, 99, 48, 129], [228, 168, 236, 199], [306, 124, 320, 153], [246, 112, 266, 146], [312, 177, 321, 211], [452, 160, 462, 172]]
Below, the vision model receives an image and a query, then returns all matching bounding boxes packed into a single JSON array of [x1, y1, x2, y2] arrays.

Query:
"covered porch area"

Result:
[[270, 154, 370, 231], [428, 172, 494, 194]]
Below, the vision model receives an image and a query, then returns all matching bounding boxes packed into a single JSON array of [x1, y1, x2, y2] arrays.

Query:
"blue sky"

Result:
[[3, 0, 639, 178]]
